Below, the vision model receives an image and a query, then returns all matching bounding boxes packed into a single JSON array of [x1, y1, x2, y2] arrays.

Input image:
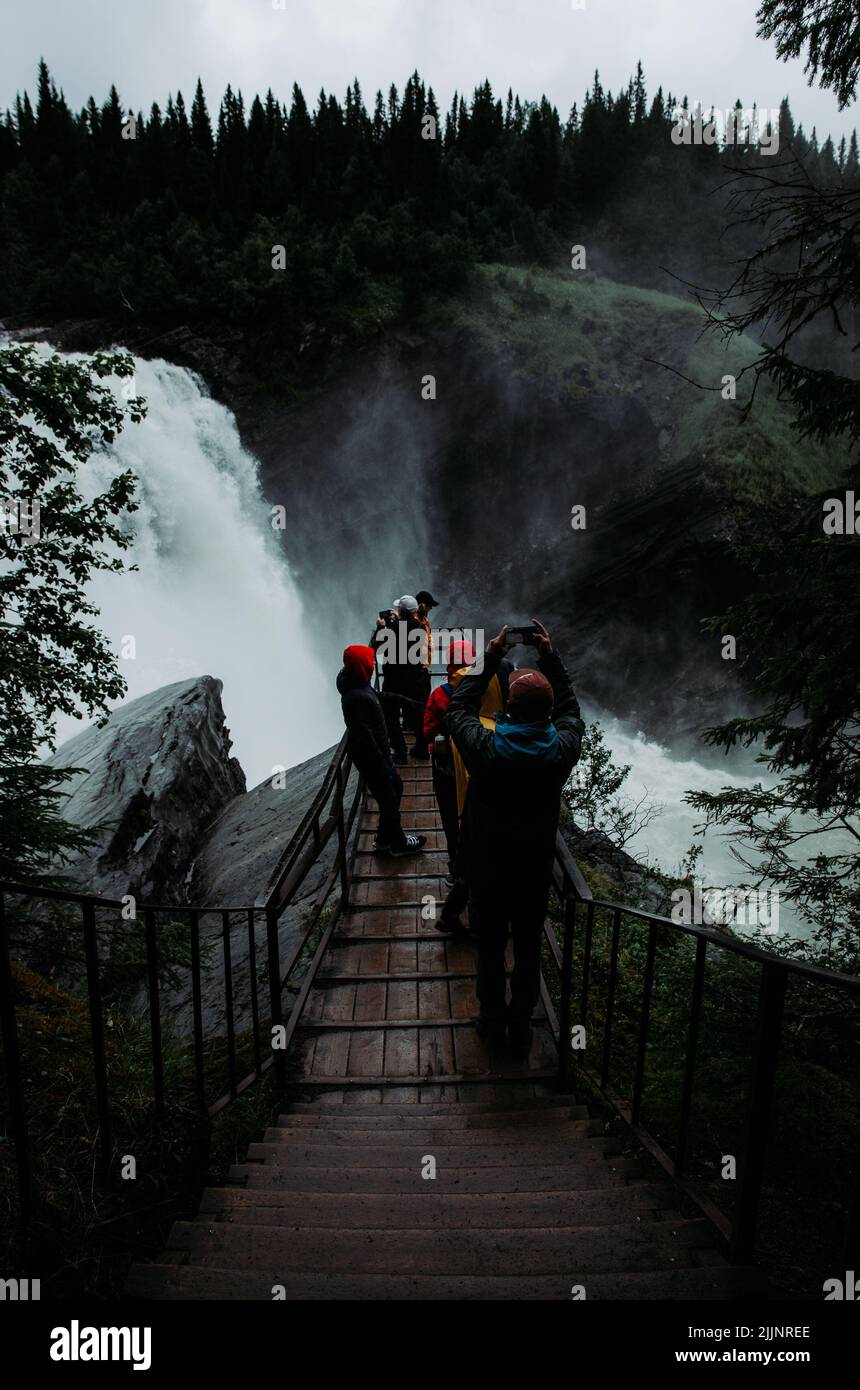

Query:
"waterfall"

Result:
[[51, 352, 341, 785], [590, 711, 755, 883]]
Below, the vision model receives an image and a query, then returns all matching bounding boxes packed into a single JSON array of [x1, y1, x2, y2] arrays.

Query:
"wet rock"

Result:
[[46, 677, 245, 905]]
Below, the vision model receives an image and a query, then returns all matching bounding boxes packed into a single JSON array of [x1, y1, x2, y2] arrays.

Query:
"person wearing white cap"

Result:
[[397, 595, 432, 759], [371, 594, 431, 760]]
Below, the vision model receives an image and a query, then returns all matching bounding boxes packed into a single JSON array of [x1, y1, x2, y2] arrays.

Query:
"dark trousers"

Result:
[[407, 669, 431, 755], [431, 755, 459, 870], [383, 672, 431, 756], [432, 750, 469, 926], [365, 765, 406, 850], [381, 685, 408, 759], [441, 876, 469, 926], [469, 881, 551, 1024]]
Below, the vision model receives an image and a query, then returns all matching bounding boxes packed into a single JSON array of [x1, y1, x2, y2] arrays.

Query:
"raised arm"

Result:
[[446, 629, 509, 772], [531, 619, 584, 774]]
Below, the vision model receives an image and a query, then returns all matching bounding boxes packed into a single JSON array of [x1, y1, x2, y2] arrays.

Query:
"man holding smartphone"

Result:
[[445, 619, 585, 1056]]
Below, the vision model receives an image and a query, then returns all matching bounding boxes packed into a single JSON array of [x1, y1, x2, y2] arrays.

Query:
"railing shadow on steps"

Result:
[[543, 831, 860, 1269], [0, 732, 365, 1218]]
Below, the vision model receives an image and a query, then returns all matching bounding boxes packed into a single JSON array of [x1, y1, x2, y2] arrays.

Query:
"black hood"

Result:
[[337, 667, 370, 696]]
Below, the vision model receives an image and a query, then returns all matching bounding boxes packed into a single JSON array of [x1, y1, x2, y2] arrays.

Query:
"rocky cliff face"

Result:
[[47, 677, 246, 904]]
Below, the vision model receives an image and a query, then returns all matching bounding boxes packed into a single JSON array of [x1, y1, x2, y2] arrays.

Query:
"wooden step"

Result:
[[283, 1096, 579, 1114], [161, 1217, 715, 1276], [331, 931, 471, 943], [288, 1072, 560, 1088], [365, 795, 436, 810], [125, 1263, 766, 1301], [358, 832, 445, 851], [228, 1160, 647, 1193], [313, 971, 478, 985], [350, 882, 446, 907], [355, 850, 452, 872], [337, 919, 469, 935], [260, 1120, 597, 1146], [362, 813, 440, 830], [245, 1137, 624, 1167], [274, 1106, 589, 1128], [296, 1017, 551, 1032], [199, 1185, 676, 1228]]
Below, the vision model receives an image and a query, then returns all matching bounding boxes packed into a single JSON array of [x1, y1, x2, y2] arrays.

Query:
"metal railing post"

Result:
[[731, 961, 788, 1263], [846, 1162, 860, 1268], [844, 1162, 855, 1273], [82, 900, 113, 1175], [144, 908, 165, 1123], [0, 890, 33, 1215], [266, 906, 285, 1086], [675, 936, 707, 1178], [631, 921, 658, 1128], [248, 909, 262, 1079], [336, 762, 350, 910], [222, 911, 237, 1100], [600, 907, 622, 1088], [579, 899, 595, 1031], [188, 909, 206, 1108], [557, 895, 576, 1087]]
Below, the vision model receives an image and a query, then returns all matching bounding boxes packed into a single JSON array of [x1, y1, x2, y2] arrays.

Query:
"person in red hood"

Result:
[[337, 645, 426, 857]]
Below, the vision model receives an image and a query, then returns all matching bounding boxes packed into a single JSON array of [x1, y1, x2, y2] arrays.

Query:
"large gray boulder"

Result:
[[46, 677, 246, 904], [45, 678, 351, 1037], [190, 745, 338, 909], [179, 745, 351, 1036]]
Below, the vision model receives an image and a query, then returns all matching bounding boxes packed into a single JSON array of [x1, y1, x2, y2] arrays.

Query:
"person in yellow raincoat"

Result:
[[423, 636, 508, 932]]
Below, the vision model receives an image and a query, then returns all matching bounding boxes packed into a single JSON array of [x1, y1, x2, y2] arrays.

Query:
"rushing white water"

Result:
[[589, 711, 756, 881], [51, 353, 341, 784]]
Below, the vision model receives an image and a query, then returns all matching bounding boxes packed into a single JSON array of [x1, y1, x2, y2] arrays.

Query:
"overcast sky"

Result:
[[1, 0, 855, 144]]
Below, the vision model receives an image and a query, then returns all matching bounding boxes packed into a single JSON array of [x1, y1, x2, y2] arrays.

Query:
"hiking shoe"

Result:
[[474, 1016, 506, 1047], [389, 834, 427, 857], [434, 915, 457, 935], [434, 912, 469, 937], [507, 1021, 533, 1059]]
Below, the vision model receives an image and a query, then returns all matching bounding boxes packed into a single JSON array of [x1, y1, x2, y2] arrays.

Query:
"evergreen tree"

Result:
[[689, 1, 860, 958], [758, 0, 860, 107], [190, 78, 214, 157], [0, 346, 144, 879]]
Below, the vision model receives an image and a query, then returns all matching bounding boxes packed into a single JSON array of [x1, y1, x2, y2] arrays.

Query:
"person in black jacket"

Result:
[[446, 619, 585, 1055], [337, 644, 426, 857], [371, 596, 431, 761]]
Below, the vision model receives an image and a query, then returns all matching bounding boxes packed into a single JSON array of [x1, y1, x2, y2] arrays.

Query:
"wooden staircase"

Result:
[[126, 763, 765, 1300]]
